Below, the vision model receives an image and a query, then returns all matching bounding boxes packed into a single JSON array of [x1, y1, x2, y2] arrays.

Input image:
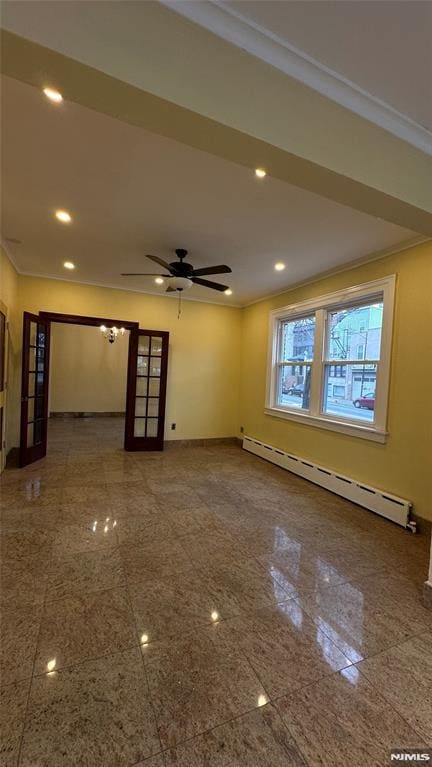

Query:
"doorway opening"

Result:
[[19, 312, 169, 466]]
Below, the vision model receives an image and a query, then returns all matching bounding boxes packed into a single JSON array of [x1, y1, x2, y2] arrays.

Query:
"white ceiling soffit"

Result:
[[1, 75, 418, 307], [161, 0, 432, 156]]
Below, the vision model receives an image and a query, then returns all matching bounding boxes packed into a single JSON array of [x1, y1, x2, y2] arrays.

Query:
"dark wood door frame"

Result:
[[124, 329, 169, 451], [39, 311, 139, 331], [38, 311, 140, 456]]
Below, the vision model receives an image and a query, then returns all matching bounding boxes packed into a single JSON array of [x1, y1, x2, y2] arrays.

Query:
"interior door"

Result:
[[0, 309, 6, 472], [19, 312, 51, 467], [125, 329, 169, 451]]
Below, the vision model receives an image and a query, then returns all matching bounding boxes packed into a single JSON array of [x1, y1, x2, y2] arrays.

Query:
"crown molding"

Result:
[[161, 0, 432, 156]]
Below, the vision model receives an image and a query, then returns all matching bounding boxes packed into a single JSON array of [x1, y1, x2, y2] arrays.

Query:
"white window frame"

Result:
[[265, 275, 396, 443]]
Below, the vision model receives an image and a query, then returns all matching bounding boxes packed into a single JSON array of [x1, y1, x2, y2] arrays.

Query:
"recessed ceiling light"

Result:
[[43, 87, 63, 103], [155, 277, 164, 285], [224, 289, 233, 296], [255, 168, 266, 178], [63, 261, 75, 270], [274, 262, 285, 271], [55, 210, 72, 223]]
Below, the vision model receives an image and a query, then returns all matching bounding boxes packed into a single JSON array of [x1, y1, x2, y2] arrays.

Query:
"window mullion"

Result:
[[309, 309, 325, 416]]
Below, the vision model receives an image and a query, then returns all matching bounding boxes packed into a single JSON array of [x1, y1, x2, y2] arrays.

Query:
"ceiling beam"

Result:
[[1, 21, 431, 236]]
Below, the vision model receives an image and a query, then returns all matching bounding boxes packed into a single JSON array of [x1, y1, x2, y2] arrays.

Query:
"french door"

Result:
[[124, 328, 169, 451], [19, 312, 51, 466]]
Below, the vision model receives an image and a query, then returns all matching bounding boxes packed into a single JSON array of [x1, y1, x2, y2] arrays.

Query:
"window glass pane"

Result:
[[37, 325, 46, 348], [146, 419, 158, 437], [148, 378, 160, 397], [322, 363, 377, 423], [150, 337, 162, 356], [134, 418, 146, 437], [326, 302, 383, 361], [280, 316, 315, 362], [135, 397, 147, 417], [150, 357, 161, 377], [277, 364, 312, 410]]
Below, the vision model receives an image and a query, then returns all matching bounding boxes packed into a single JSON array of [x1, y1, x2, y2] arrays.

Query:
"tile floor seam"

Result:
[[290, 594, 431, 664], [123, 567, 166, 762], [15, 573, 49, 767], [353, 631, 432, 746]]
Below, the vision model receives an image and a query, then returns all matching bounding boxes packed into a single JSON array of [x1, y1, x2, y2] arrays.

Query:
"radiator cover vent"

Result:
[[242, 436, 411, 528]]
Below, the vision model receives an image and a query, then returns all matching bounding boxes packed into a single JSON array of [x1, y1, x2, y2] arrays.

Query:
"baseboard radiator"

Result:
[[242, 435, 412, 529]]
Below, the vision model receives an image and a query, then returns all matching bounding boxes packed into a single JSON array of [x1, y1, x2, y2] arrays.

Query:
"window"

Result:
[[266, 276, 395, 442]]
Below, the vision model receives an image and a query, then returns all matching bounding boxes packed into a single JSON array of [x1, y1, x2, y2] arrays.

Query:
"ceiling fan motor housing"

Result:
[[170, 249, 193, 277]]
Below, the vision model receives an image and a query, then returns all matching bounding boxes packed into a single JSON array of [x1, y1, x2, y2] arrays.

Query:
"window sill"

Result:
[[264, 406, 388, 443]]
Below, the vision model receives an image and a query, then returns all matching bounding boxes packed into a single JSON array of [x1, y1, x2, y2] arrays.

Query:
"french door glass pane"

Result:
[[34, 420, 43, 445], [35, 397, 44, 420], [150, 357, 161, 376], [148, 378, 160, 397], [280, 316, 315, 362], [138, 337, 150, 354], [326, 302, 383, 361], [322, 363, 377, 422], [29, 347, 36, 372], [277, 364, 312, 410], [27, 422, 34, 446], [28, 373, 35, 397], [28, 398, 35, 422], [147, 398, 159, 417], [29, 322, 37, 346], [150, 337, 162, 356], [136, 377, 148, 396], [135, 397, 147, 417], [137, 356, 148, 374], [36, 372, 44, 396], [134, 418, 146, 437], [146, 418, 158, 437]]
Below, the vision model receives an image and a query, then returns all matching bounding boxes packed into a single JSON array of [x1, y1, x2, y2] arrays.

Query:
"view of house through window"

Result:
[[322, 302, 383, 423], [269, 278, 394, 438]]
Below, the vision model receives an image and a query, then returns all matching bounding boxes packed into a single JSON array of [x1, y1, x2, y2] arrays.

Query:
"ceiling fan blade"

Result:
[[166, 286, 176, 292], [192, 265, 232, 277], [145, 253, 173, 271], [121, 273, 169, 276], [191, 277, 229, 292]]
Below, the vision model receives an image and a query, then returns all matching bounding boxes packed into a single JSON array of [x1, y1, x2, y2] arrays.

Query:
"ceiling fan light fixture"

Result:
[[170, 276, 193, 291]]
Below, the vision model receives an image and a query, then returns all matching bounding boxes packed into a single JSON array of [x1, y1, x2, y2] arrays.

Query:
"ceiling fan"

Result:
[[121, 248, 232, 293]]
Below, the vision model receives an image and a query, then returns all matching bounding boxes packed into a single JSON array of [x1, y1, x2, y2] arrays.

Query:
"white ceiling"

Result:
[[1, 76, 417, 306], [221, 0, 432, 131], [2, 0, 431, 153]]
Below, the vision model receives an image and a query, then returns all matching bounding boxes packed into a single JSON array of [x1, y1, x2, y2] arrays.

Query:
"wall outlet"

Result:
[[171, 423, 176, 430], [240, 426, 244, 433]]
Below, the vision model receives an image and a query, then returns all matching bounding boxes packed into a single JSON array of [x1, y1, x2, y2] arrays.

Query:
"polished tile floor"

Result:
[[1, 418, 431, 766]]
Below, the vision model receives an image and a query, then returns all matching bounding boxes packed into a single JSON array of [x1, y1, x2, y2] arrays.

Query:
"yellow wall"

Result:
[[49, 323, 129, 413], [16, 276, 242, 442], [240, 241, 432, 521], [0, 247, 20, 461]]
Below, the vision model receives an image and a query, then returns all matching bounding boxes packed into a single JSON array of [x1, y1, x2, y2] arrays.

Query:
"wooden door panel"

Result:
[[19, 312, 51, 466], [124, 329, 169, 451]]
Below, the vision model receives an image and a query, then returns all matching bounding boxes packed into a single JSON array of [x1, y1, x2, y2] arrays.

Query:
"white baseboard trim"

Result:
[[242, 435, 412, 529]]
